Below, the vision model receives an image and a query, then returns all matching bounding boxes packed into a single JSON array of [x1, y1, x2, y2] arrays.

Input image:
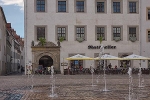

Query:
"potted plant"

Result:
[[59, 36, 65, 42], [129, 36, 137, 42], [76, 37, 84, 43], [38, 37, 46, 46], [99, 36, 103, 44], [113, 37, 121, 42]]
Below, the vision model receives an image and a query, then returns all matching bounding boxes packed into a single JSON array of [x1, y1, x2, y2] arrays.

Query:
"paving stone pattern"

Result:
[[0, 75, 150, 100]]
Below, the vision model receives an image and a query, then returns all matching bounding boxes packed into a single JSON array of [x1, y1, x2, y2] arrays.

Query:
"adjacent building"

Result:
[[24, 0, 150, 74], [0, 6, 7, 75], [0, 6, 24, 75]]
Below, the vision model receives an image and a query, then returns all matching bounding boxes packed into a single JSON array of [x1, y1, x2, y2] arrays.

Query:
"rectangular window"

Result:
[[97, 2, 104, 13], [129, 27, 136, 37], [148, 9, 150, 20], [36, 0, 45, 12], [148, 31, 150, 42], [37, 27, 45, 40], [97, 27, 105, 40], [148, 60, 150, 68], [76, 1, 84, 12], [113, 2, 120, 13], [76, 27, 85, 39], [129, 2, 136, 13], [57, 27, 66, 40], [58, 1, 66, 12], [113, 27, 121, 38]]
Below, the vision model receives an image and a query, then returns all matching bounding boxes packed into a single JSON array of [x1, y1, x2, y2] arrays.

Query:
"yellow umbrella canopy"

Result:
[[122, 54, 150, 60], [66, 54, 93, 60], [94, 54, 122, 60]]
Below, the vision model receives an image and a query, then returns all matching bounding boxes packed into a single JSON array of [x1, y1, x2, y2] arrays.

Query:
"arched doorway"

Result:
[[39, 55, 53, 68]]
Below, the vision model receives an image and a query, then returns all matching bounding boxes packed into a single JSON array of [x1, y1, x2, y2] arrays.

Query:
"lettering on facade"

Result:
[[88, 45, 116, 49]]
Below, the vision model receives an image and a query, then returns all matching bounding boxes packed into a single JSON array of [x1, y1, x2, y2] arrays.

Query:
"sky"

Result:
[[0, 0, 24, 38]]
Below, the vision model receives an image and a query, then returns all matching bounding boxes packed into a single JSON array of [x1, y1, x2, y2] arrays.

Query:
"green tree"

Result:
[[39, 37, 46, 46]]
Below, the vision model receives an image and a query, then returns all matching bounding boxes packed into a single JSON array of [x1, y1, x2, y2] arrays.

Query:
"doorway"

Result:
[[39, 55, 53, 68]]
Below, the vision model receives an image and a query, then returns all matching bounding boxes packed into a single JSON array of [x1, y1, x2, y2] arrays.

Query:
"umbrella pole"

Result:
[[138, 60, 141, 87]]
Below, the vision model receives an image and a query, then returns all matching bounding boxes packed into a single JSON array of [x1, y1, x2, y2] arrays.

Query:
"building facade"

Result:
[[0, 6, 7, 75], [140, 0, 150, 68], [24, 0, 150, 74], [0, 6, 24, 75]]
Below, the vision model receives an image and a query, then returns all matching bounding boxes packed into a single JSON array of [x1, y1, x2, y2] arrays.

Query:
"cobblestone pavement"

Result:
[[0, 74, 150, 100]]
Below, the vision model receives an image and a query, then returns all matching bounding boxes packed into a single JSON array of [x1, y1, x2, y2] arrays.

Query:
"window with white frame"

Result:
[[129, 27, 136, 37], [96, 27, 105, 40], [58, 1, 66, 12], [129, 2, 137, 13], [76, 27, 85, 40], [36, 27, 45, 40], [113, 27, 121, 39], [57, 27, 66, 40], [36, 0, 45, 12], [76, 0, 85, 12]]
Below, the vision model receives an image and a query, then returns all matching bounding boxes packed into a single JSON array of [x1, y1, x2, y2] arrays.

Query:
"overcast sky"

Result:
[[0, 0, 24, 38]]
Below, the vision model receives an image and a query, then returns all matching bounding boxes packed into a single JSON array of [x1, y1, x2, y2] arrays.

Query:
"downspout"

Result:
[[139, 0, 142, 56], [24, 0, 27, 75]]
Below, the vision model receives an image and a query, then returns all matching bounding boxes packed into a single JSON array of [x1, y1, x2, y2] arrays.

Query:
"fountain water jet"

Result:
[[128, 67, 133, 100], [49, 65, 58, 97]]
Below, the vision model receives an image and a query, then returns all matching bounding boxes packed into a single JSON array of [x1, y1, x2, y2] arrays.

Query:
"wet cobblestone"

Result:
[[0, 74, 150, 100]]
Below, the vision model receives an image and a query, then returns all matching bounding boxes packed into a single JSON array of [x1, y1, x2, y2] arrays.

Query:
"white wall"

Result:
[[140, 0, 150, 68]]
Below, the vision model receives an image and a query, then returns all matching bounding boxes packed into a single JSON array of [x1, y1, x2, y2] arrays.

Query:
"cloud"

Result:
[[0, 0, 24, 10]]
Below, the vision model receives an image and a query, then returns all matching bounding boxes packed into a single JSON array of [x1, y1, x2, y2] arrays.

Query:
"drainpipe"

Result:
[[24, 0, 27, 75]]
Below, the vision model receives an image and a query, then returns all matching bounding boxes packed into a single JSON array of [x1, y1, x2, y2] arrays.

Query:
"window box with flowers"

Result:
[[129, 36, 137, 42], [113, 37, 121, 42], [76, 37, 84, 43], [58, 36, 65, 42]]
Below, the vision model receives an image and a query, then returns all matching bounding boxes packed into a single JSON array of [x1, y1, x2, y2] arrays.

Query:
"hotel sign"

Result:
[[88, 45, 116, 49]]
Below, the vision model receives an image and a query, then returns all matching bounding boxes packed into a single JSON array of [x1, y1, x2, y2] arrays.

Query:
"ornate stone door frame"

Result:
[[31, 42, 60, 71]]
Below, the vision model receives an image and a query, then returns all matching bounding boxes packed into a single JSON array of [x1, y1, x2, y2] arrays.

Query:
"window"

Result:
[[96, 27, 105, 40], [97, 2, 104, 13], [113, 27, 121, 39], [148, 9, 150, 20], [57, 27, 66, 40], [36, 0, 45, 12], [148, 60, 150, 68], [148, 31, 150, 42], [113, 2, 120, 13], [58, 1, 66, 12], [129, 27, 136, 37], [37, 27, 45, 40], [76, 1, 85, 12], [76, 27, 85, 39], [129, 2, 136, 13]]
